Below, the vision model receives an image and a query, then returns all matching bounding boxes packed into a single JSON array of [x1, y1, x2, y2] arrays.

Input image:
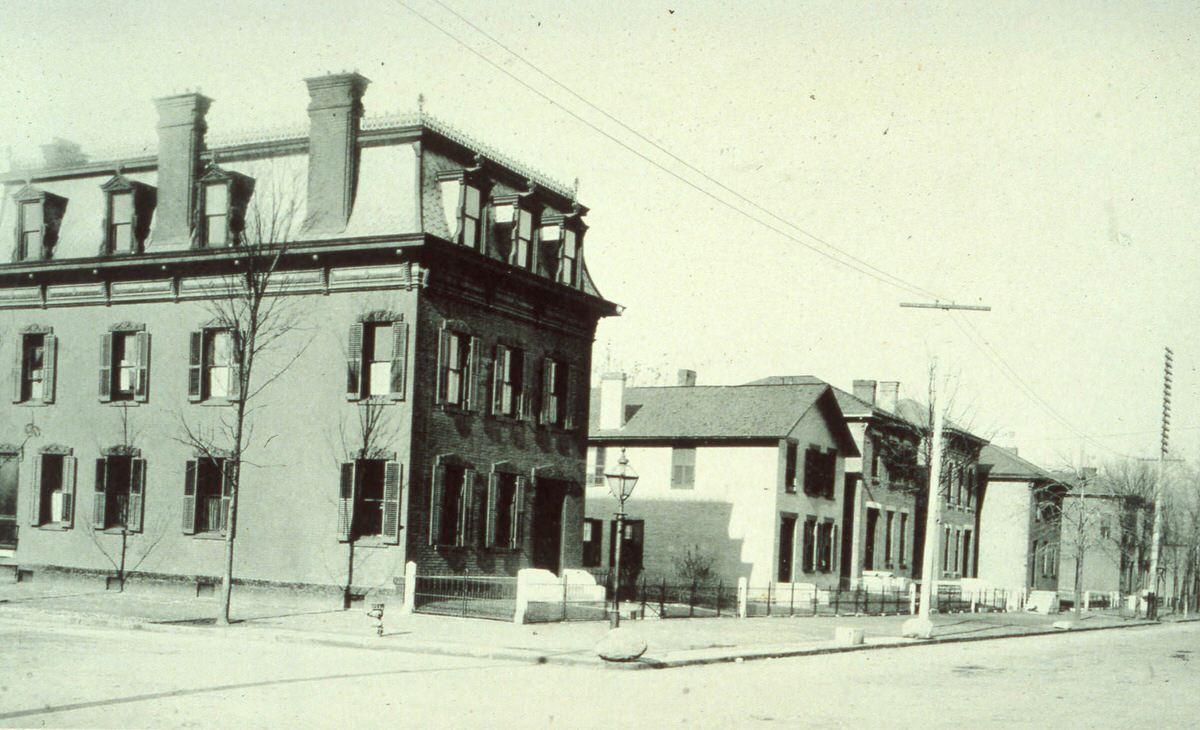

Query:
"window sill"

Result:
[[100, 526, 135, 534], [191, 532, 228, 541], [352, 396, 402, 406], [16, 402, 51, 408], [104, 400, 142, 407], [349, 536, 399, 548], [485, 546, 521, 553], [36, 523, 70, 531], [190, 399, 239, 407]]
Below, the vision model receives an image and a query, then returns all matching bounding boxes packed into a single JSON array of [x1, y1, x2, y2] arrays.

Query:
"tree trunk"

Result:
[[118, 528, 128, 592], [1073, 552, 1083, 620]]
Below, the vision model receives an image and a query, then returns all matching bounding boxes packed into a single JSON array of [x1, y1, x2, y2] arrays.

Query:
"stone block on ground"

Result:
[[595, 628, 648, 662], [834, 627, 865, 646], [901, 617, 934, 639]]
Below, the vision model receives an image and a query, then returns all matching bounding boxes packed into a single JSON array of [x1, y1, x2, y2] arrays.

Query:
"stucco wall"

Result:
[[976, 478, 1032, 591]]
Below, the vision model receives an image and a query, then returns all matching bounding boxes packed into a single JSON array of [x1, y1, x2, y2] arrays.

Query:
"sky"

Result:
[[1, 0, 1197, 469]]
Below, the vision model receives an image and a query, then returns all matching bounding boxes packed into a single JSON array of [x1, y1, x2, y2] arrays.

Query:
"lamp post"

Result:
[[605, 448, 639, 628]]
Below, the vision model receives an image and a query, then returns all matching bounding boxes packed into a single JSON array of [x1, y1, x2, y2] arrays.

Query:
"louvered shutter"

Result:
[[134, 332, 151, 403], [228, 331, 244, 402], [519, 355, 536, 422], [455, 181, 466, 244], [389, 322, 408, 401], [540, 358, 555, 425], [41, 334, 57, 405], [485, 473, 499, 547], [435, 329, 451, 404], [337, 462, 355, 542], [458, 469, 475, 547], [492, 346, 507, 415], [187, 332, 203, 401], [429, 463, 445, 545], [93, 458, 108, 529], [98, 333, 113, 402], [29, 454, 42, 525], [346, 323, 363, 400], [61, 455, 76, 526], [382, 461, 403, 544], [464, 337, 482, 411], [12, 340, 23, 403], [182, 460, 197, 534], [220, 460, 235, 534], [511, 476, 527, 549], [128, 458, 146, 533], [563, 363, 577, 431]]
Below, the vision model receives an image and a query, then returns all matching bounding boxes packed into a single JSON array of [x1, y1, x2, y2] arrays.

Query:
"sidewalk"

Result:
[[0, 581, 1170, 670]]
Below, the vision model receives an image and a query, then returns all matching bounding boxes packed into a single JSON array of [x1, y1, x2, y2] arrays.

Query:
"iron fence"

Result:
[[744, 584, 914, 618], [412, 574, 518, 621], [634, 578, 737, 619]]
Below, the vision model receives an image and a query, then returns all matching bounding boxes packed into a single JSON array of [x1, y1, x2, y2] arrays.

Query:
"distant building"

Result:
[[0, 74, 617, 595], [1057, 470, 1148, 598], [584, 372, 859, 588]]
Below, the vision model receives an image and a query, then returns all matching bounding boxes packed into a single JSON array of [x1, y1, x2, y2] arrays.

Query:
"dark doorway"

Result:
[[0, 454, 18, 550], [864, 507, 880, 571], [531, 479, 566, 574], [778, 515, 797, 582], [609, 519, 644, 598]]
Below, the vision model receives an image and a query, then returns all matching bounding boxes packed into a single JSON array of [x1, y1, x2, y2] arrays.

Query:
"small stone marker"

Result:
[[901, 616, 934, 639], [1051, 619, 1076, 631], [595, 628, 648, 662], [834, 627, 865, 646]]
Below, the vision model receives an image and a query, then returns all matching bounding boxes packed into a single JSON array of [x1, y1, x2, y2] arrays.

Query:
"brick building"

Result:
[[584, 372, 859, 588], [0, 73, 617, 597], [976, 444, 1065, 593]]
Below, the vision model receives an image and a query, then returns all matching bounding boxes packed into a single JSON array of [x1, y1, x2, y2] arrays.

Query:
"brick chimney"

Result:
[[677, 369, 697, 387], [852, 379, 876, 405], [599, 372, 627, 430], [153, 92, 212, 249], [304, 72, 370, 234], [877, 381, 900, 413], [40, 138, 87, 169]]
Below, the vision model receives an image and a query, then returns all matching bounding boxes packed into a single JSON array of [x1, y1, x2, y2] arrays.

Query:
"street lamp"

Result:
[[605, 448, 639, 628]]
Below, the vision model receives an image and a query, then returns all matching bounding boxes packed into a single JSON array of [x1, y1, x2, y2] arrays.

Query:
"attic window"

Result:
[[100, 176, 156, 255], [538, 214, 585, 287], [197, 165, 254, 249], [204, 183, 229, 246], [19, 202, 43, 261], [12, 187, 67, 262]]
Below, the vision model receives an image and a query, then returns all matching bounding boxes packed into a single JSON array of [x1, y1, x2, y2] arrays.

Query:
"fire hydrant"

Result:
[[367, 603, 385, 637]]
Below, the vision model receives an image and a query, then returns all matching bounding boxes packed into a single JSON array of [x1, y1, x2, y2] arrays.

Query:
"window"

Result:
[[461, 183, 482, 249], [590, 446, 607, 487], [429, 461, 474, 547], [942, 526, 951, 574], [816, 521, 834, 573], [12, 187, 66, 262], [864, 507, 879, 570], [884, 510, 895, 568], [582, 518, 602, 567], [437, 330, 479, 409], [492, 203, 515, 260], [802, 447, 836, 499], [15, 331, 57, 404], [19, 202, 43, 261], [671, 447, 696, 489], [204, 183, 229, 246], [182, 458, 231, 535], [197, 166, 253, 248], [540, 358, 572, 428], [109, 192, 134, 252], [962, 529, 973, 577], [485, 471, 524, 549], [491, 345, 524, 417], [778, 515, 797, 582], [188, 329, 239, 402], [784, 442, 798, 493], [801, 516, 817, 573], [346, 320, 408, 400], [92, 454, 146, 531], [899, 512, 909, 568], [559, 228, 579, 286], [100, 330, 150, 403], [510, 208, 534, 270], [0, 453, 19, 550], [31, 452, 76, 527], [337, 459, 403, 543]]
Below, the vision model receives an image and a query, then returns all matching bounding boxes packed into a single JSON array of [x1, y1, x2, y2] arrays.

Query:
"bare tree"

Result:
[[175, 166, 308, 625]]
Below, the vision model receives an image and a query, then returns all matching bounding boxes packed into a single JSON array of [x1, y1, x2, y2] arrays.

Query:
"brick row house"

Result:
[[0, 73, 617, 597]]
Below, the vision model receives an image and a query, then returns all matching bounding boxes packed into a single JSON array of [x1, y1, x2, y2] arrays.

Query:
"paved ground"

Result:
[[1, 616, 1197, 728]]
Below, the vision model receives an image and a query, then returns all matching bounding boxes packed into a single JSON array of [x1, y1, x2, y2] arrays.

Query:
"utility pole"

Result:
[[1147, 346, 1172, 619], [898, 301, 990, 632]]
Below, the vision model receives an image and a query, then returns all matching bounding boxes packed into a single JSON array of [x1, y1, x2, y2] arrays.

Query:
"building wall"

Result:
[[777, 403, 846, 589], [976, 478, 1032, 592], [1058, 496, 1126, 595]]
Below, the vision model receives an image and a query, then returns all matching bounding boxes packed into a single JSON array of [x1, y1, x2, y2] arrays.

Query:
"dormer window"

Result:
[[491, 195, 537, 270], [100, 175, 156, 255], [436, 170, 484, 250], [11, 186, 67, 262], [538, 214, 585, 287], [511, 208, 534, 270], [492, 202, 515, 260], [559, 227, 579, 286], [197, 165, 254, 248], [461, 184, 482, 250]]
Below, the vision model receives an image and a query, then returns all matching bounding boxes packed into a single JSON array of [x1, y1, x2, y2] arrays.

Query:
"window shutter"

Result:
[[511, 476, 526, 549], [485, 473, 499, 547], [491, 346, 507, 415], [455, 181, 466, 245], [42, 334, 57, 405], [187, 331, 203, 401], [388, 321, 408, 401], [346, 322, 363, 400], [61, 455, 76, 526], [382, 461, 403, 544], [92, 458, 108, 529], [540, 358, 555, 425], [29, 454, 43, 525], [519, 354, 536, 422], [12, 340, 22, 403], [435, 329, 451, 404], [220, 459, 235, 534], [563, 364, 576, 431], [429, 463, 444, 545], [129, 458, 146, 533], [134, 332, 151, 403], [182, 460, 197, 534], [458, 469, 475, 547], [99, 333, 113, 402], [337, 462, 355, 542], [465, 336, 482, 412], [228, 331, 244, 402]]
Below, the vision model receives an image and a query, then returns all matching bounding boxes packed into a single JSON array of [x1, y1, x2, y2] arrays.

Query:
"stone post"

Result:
[[400, 561, 416, 615], [737, 577, 748, 618]]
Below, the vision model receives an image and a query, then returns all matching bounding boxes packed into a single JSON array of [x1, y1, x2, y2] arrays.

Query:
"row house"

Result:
[[1056, 468, 1149, 599], [0, 73, 617, 597], [584, 371, 859, 588]]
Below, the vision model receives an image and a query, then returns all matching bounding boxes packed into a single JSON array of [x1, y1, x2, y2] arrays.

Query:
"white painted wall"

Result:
[[977, 478, 1032, 592]]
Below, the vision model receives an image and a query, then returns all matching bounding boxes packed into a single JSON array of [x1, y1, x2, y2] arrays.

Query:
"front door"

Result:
[[778, 515, 796, 582], [531, 479, 565, 574], [0, 455, 19, 551]]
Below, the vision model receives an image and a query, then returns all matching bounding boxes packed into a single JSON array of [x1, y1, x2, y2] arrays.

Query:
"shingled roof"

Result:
[[588, 383, 859, 455], [745, 376, 917, 429], [979, 444, 1058, 482]]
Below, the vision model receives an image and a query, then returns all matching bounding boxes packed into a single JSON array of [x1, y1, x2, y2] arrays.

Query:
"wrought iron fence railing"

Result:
[[412, 574, 518, 621]]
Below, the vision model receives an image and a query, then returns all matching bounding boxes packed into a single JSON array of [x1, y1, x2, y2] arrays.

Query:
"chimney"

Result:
[[153, 92, 212, 249], [40, 138, 87, 169], [852, 379, 876, 405], [304, 72, 370, 234], [877, 381, 900, 413], [677, 369, 697, 387], [599, 372, 627, 430]]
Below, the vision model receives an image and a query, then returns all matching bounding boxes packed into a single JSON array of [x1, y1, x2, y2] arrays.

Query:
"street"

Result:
[[1, 618, 1197, 728]]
